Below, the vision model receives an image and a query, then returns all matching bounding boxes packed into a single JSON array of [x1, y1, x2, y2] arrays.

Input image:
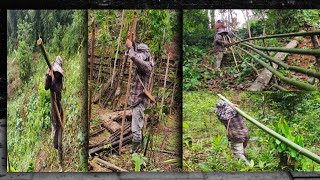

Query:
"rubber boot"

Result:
[[231, 142, 250, 166], [58, 128, 63, 172], [131, 140, 142, 153]]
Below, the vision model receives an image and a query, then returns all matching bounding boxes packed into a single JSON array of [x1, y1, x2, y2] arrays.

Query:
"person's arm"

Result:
[[215, 34, 229, 47], [45, 69, 52, 90], [52, 73, 63, 92], [127, 47, 152, 74]]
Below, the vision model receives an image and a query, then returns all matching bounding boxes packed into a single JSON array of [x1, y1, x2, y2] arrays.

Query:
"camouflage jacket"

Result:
[[45, 72, 64, 128], [214, 33, 226, 52], [214, 101, 249, 143], [127, 47, 153, 108]]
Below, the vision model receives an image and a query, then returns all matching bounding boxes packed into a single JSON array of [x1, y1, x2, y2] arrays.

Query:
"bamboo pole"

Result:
[[242, 42, 320, 56], [238, 47, 318, 91], [271, 83, 288, 91], [217, 94, 320, 164], [232, 30, 320, 45], [169, 65, 178, 115], [89, 19, 95, 129], [226, 35, 240, 72], [111, 10, 125, 87], [159, 53, 171, 122], [241, 43, 320, 79], [94, 157, 128, 172], [119, 10, 138, 154]]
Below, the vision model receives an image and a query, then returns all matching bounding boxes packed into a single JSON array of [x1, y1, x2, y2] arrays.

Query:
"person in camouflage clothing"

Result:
[[45, 56, 64, 171], [213, 100, 250, 166], [213, 21, 230, 70], [126, 39, 153, 153]]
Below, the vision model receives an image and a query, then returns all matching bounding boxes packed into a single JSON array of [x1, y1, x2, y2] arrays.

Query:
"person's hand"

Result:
[[230, 103, 239, 109], [225, 42, 235, 48], [125, 39, 132, 48], [47, 67, 54, 80]]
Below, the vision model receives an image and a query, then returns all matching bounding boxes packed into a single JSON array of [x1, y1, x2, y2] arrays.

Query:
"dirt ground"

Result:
[[88, 104, 181, 172]]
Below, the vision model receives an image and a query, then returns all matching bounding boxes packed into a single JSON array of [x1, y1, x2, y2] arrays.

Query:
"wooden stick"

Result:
[[54, 92, 64, 130], [226, 35, 240, 72], [119, 10, 138, 154], [119, 60, 132, 155], [93, 157, 128, 172]]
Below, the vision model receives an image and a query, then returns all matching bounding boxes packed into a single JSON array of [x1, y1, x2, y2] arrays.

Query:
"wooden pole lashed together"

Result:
[[119, 10, 139, 154], [217, 94, 320, 164]]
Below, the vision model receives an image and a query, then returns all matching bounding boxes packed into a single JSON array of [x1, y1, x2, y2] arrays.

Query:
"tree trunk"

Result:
[[80, 10, 89, 171], [89, 19, 95, 125], [241, 47, 318, 91], [248, 39, 298, 91]]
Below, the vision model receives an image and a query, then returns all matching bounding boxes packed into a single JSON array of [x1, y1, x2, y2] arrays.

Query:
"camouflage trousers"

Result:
[[51, 112, 63, 171], [132, 103, 145, 142], [214, 52, 224, 69]]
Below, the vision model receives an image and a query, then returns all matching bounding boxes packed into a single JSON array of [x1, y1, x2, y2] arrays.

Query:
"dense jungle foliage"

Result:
[[183, 91, 320, 171], [183, 9, 320, 91], [88, 10, 181, 172], [7, 10, 87, 172]]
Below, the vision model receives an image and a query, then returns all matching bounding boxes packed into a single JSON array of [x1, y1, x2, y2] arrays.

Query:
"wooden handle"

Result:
[[37, 38, 52, 70]]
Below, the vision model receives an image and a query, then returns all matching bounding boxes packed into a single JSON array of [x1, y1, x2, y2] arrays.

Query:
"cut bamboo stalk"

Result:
[[233, 30, 320, 45], [242, 43, 320, 79], [93, 157, 128, 172], [239, 47, 318, 91], [89, 134, 133, 155], [111, 10, 125, 87], [159, 53, 171, 122], [217, 94, 320, 164], [271, 83, 288, 91], [243, 42, 320, 56]]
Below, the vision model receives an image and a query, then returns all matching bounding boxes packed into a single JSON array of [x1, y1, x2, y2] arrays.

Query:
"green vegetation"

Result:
[[183, 9, 320, 91], [88, 10, 181, 172], [183, 91, 320, 171], [7, 10, 86, 172]]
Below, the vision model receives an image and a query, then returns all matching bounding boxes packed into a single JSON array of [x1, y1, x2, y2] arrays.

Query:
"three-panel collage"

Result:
[[6, 9, 320, 172]]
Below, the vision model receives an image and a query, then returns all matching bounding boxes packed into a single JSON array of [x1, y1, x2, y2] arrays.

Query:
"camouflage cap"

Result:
[[53, 56, 63, 76], [216, 100, 228, 108], [137, 43, 149, 51]]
